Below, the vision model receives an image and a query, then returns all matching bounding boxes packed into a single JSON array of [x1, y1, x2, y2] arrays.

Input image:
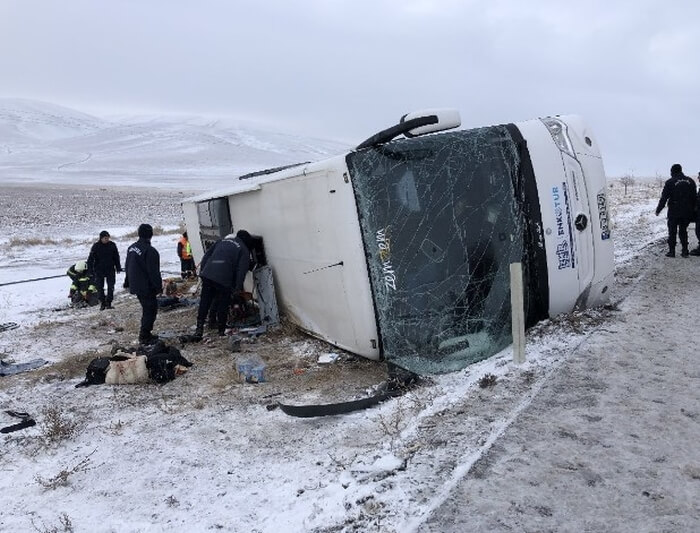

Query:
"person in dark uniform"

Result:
[[124, 224, 163, 344], [87, 230, 122, 310], [691, 172, 700, 256], [194, 230, 253, 337], [655, 163, 696, 257]]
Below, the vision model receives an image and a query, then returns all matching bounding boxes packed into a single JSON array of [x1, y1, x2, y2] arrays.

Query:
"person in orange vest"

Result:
[[177, 231, 196, 279]]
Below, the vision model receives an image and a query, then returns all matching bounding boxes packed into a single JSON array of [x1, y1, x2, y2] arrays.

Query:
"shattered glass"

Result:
[[196, 197, 233, 251], [347, 126, 527, 374]]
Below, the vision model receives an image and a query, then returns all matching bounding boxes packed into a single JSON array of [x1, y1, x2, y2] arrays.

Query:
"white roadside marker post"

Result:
[[510, 262, 526, 364]]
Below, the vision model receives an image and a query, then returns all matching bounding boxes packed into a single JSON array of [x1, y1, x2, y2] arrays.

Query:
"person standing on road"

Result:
[[655, 163, 696, 257], [87, 230, 122, 310], [177, 231, 196, 279], [194, 230, 253, 337], [124, 224, 163, 344], [690, 172, 700, 256]]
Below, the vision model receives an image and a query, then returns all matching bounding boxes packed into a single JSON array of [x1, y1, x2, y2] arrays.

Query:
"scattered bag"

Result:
[[105, 355, 149, 385], [75, 357, 110, 387], [75, 354, 130, 388], [142, 343, 193, 384], [76, 342, 192, 387]]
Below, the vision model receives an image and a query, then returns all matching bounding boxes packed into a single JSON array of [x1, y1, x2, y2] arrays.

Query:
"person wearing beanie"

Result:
[[87, 230, 122, 310], [194, 229, 252, 337], [124, 223, 163, 344], [656, 163, 697, 257]]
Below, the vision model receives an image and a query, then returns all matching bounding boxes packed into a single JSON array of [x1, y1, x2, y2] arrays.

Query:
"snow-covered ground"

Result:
[[1, 102, 698, 532]]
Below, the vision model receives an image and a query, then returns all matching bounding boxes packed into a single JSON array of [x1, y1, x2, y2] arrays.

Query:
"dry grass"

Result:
[[30, 513, 74, 533], [10, 236, 80, 247], [478, 373, 497, 388], [38, 406, 81, 447], [35, 351, 99, 382], [120, 225, 182, 240], [34, 450, 96, 491], [9, 224, 184, 248]]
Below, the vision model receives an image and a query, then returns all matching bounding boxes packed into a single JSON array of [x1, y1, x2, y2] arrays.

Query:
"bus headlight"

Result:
[[542, 117, 575, 159]]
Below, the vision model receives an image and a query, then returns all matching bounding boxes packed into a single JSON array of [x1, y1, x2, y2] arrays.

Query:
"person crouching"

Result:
[[194, 230, 253, 337], [67, 260, 99, 307]]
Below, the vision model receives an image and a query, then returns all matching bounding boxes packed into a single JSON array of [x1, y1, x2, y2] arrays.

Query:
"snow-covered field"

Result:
[[1, 100, 698, 532]]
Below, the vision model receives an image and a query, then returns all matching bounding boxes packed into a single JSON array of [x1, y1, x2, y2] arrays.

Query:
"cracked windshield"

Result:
[[347, 126, 528, 373]]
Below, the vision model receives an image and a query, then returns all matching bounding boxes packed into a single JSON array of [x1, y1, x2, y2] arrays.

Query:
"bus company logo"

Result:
[[376, 227, 397, 291], [552, 186, 573, 269], [552, 186, 566, 237]]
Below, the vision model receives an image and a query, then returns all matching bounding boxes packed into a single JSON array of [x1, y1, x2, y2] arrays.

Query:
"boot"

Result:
[[681, 248, 689, 258], [139, 333, 159, 345], [194, 322, 204, 339], [690, 247, 700, 256], [665, 249, 675, 258]]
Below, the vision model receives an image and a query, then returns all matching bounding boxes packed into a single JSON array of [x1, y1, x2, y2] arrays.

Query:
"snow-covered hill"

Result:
[[0, 99, 351, 189]]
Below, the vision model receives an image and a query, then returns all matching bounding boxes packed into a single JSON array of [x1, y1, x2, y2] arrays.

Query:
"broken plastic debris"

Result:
[[317, 353, 340, 364], [238, 325, 267, 338]]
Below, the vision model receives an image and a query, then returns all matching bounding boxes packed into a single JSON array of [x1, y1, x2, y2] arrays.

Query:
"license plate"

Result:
[[597, 192, 611, 240]]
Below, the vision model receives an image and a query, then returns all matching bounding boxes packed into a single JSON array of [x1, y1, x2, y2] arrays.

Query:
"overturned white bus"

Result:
[[182, 110, 613, 374]]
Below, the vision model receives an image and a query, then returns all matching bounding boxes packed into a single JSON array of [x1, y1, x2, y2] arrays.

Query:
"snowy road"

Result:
[[413, 247, 700, 532]]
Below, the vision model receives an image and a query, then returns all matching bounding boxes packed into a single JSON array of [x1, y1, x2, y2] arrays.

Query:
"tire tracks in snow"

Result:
[[414, 246, 700, 532], [384, 251, 658, 531]]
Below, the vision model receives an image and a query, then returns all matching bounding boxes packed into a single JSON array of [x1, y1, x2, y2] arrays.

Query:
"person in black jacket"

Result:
[[656, 163, 697, 257], [124, 224, 163, 344], [691, 172, 700, 256], [87, 230, 122, 310], [194, 230, 253, 337]]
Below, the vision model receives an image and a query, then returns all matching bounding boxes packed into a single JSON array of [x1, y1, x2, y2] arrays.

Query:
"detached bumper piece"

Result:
[[1, 410, 36, 434]]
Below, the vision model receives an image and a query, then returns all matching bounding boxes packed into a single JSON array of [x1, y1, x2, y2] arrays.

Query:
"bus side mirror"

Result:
[[402, 109, 461, 138], [356, 108, 462, 150]]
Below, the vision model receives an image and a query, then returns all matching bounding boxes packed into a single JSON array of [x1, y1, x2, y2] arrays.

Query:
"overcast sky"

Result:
[[1, 0, 699, 177]]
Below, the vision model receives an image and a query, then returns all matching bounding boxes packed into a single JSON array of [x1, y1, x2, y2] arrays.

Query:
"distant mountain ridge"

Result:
[[0, 98, 351, 189]]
